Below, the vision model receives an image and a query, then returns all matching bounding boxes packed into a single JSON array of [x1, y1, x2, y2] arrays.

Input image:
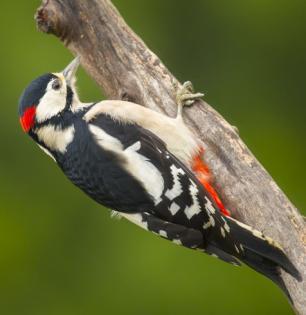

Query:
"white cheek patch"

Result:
[[36, 125, 75, 153], [35, 78, 67, 123], [89, 125, 164, 205]]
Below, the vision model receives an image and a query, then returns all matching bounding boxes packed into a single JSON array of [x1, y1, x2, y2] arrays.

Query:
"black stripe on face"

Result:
[[65, 85, 74, 110]]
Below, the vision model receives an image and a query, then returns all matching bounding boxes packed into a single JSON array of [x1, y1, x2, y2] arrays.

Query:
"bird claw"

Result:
[[176, 81, 204, 118]]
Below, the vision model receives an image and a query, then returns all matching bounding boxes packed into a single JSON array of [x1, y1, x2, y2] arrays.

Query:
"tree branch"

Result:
[[35, 0, 306, 312]]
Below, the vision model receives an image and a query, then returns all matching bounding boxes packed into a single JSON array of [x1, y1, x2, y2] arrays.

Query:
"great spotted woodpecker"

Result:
[[18, 57, 301, 302]]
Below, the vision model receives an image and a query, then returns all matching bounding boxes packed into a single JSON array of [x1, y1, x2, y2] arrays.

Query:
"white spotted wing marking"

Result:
[[220, 227, 226, 238], [224, 221, 230, 233], [165, 165, 185, 200], [89, 125, 164, 205], [203, 197, 217, 229], [172, 239, 182, 245], [203, 215, 215, 229], [169, 202, 180, 216], [204, 197, 216, 214], [159, 230, 168, 237], [184, 180, 202, 219]]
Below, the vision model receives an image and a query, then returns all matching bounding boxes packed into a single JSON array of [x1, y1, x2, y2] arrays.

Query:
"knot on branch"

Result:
[[35, 0, 77, 44]]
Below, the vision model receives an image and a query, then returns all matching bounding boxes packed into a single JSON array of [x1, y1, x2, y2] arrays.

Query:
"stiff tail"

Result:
[[223, 217, 302, 303]]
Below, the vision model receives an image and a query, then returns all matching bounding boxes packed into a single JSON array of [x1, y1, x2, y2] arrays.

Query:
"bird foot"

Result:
[[176, 81, 204, 118]]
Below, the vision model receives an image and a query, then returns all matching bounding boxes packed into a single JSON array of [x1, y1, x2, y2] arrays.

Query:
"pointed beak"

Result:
[[62, 56, 80, 84]]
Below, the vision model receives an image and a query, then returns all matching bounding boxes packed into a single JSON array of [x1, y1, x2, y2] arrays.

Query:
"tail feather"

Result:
[[242, 247, 293, 303], [209, 216, 302, 303], [226, 217, 302, 281], [206, 244, 241, 266]]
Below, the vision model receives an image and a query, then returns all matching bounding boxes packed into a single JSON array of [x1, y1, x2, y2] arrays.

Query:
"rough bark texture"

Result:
[[35, 0, 306, 313]]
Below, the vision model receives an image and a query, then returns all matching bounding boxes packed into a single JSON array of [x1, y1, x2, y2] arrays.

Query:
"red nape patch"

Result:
[[192, 147, 231, 217], [20, 106, 36, 132]]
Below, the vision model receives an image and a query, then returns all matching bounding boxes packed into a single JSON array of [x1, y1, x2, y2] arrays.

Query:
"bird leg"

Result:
[[176, 81, 204, 119]]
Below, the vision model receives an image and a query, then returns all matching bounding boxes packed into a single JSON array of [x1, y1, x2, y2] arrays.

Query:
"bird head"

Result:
[[18, 57, 80, 133]]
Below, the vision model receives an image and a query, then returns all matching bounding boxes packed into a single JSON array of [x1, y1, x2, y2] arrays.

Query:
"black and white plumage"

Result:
[[18, 57, 301, 303]]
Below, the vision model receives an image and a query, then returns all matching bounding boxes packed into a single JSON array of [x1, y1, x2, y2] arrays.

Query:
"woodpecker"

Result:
[[19, 57, 301, 302]]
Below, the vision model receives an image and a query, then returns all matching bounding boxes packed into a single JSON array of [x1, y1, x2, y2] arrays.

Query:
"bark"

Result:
[[35, 0, 306, 313]]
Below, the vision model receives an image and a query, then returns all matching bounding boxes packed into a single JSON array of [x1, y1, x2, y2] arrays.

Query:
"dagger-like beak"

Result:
[[62, 56, 80, 84]]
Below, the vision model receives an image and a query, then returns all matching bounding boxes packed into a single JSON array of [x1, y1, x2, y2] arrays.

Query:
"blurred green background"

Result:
[[0, 1, 305, 314]]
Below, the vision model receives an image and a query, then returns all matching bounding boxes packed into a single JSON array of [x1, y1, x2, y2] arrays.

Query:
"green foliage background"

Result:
[[0, 1, 305, 314]]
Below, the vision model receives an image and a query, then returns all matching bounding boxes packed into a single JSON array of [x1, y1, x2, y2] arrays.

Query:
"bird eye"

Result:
[[52, 79, 61, 90]]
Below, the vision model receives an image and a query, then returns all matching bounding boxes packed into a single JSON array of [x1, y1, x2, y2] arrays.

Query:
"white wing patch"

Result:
[[184, 180, 201, 219], [124, 141, 164, 205], [89, 125, 164, 205], [36, 125, 75, 153], [165, 165, 185, 200], [203, 196, 217, 229], [89, 125, 123, 152]]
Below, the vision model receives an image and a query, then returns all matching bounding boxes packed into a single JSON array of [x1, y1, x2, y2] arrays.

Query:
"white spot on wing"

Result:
[[165, 165, 185, 200], [234, 245, 240, 253], [184, 180, 201, 219], [159, 230, 168, 238], [203, 215, 215, 229], [220, 227, 226, 238], [224, 222, 230, 233], [169, 202, 180, 216], [205, 197, 216, 214], [172, 239, 182, 245]]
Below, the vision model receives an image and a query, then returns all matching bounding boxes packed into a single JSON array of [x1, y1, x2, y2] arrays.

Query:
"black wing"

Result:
[[82, 113, 301, 300], [88, 114, 238, 251]]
